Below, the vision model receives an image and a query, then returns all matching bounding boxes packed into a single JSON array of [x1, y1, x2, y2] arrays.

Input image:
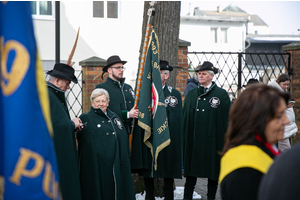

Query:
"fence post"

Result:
[[177, 39, 191, 102], [237, 53, 242, 97], [283, 41, 300, 145], [79, 56, 107, 114]]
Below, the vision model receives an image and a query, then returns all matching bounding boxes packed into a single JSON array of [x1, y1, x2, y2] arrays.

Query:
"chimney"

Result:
[[217, 6, 222, 12], [189, 3, 193, 16]]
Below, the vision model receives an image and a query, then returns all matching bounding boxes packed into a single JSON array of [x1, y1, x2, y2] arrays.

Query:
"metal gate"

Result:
[[187, 52, 291, 101]]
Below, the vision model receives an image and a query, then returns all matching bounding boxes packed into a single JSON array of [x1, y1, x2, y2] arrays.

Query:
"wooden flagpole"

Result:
[[129, 1, 156, 153]]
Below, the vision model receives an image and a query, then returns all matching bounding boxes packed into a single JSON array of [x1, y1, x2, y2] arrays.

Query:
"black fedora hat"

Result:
[[102, 55, 127, 73], [243, 78, 259, 87], [46, 63, 78, 83], [160, 60, 173, 71], [195, 61, 218, 74]]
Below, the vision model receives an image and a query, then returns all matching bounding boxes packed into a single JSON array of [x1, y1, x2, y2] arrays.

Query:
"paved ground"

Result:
[[174, 176, 222, 200]]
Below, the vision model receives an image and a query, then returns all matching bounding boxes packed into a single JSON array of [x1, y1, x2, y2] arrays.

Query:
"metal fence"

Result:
[[187, 51, 291, 101], [46, 52, 291, 117]]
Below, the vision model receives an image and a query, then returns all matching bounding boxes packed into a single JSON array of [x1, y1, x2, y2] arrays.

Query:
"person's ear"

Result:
[[165, 73, 170, 79], [54, 77, 60, 86]]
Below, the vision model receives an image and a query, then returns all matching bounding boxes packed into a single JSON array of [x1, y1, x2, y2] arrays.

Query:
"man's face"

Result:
[[56, 78, 71, 92], [197, 70, 214, 87], [160, 70, 169, 86], [108, 62, 125, 82]]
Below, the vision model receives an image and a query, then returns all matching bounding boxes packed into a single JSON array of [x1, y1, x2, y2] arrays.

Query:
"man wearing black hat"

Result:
[[141, 60, 183, 200], [182, 61, 231, 200], [47, 63, 83, 200], [95, 55, 138, 135]]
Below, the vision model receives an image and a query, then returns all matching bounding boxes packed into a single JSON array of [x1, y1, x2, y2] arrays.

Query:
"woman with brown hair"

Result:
[[219, 84, 290, 200], [268, 74, 298, 152]]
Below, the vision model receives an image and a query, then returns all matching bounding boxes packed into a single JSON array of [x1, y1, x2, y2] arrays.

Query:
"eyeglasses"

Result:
[[111, 66, 125, 70]]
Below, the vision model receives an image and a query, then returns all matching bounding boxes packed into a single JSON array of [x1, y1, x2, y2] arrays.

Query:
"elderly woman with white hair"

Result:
[[77, 88, 135, 200]]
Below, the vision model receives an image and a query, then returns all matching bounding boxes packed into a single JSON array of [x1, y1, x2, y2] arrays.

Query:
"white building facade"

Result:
[[32, 1, 144, 86]]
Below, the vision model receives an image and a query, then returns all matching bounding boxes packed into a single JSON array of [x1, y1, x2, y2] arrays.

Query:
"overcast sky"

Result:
[[180, 1, 300, 35]]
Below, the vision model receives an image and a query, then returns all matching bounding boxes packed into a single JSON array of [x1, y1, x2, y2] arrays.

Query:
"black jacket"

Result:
[[220, 140, 276, 200]]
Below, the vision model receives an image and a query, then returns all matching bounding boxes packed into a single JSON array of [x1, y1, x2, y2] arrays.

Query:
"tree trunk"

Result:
[[138, 1, 181, 88], [133, 1, 181, 197]]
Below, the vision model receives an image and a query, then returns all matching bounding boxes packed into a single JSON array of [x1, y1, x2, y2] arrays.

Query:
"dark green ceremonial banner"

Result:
[[138, 30, 170, 171]]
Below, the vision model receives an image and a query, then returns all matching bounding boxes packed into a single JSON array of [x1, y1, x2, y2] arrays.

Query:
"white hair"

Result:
[[161, 70, 170, 74], [48, 75, 56, 82], [196, 70, 215, 76], [208, 70, 214, 76], [90, 88, 110, 103]]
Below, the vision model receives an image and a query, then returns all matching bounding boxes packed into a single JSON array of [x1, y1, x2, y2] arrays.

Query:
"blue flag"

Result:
[[0, 2, 61, 199], [138, 30, 170, 171]]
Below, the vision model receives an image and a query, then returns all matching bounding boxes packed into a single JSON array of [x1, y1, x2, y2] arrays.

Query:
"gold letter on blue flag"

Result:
[[138, 30, 170, 171], [0, 2, 61, 199]]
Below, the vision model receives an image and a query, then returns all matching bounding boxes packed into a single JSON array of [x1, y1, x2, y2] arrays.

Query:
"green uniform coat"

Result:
[[140, 85, 183, 178], [47, 82, 81, 200], [95, 77, 145, 170], [95, 77, 135, 133], [183, 82, 231, 181], [77, 107, 135, 200]]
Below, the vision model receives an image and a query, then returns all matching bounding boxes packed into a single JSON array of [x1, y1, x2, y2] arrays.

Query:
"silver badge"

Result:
[[209, 97, 220, 108], [114, 118, 123, 130], [165, 96, 178, 107], [129, 88, 135, 99]]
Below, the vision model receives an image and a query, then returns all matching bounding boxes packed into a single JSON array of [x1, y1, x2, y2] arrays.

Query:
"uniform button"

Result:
[[112, 132, 115, 135], [129, 101, 131, 103], [106, 133, 109, 135], [102, 121, 105, 123], [202, 109, 205, 111], [125, 90, 127, 92], [198, 98, 201, 100], [108, 120, 110, 123], [197, 109, 199, 111], [204, 98, 206, 100]]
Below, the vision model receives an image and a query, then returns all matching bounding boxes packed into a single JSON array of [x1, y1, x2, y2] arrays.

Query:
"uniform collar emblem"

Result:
[[209, 97, 220, 108], [165, 96, 178, 107], [114, 118, 123, 130]]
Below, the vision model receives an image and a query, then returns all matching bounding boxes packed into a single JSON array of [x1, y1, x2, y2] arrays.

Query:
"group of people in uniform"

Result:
[[46, 54, 296, 200]]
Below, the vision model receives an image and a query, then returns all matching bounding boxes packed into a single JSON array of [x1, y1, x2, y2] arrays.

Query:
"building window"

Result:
[[31, 1, 54, 20], [93, 1, 118, 19], [211, 28, 218, 43], [220, 28, 228, 43], [93, 1, 104, 18], [211, 27, 228, 43]]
